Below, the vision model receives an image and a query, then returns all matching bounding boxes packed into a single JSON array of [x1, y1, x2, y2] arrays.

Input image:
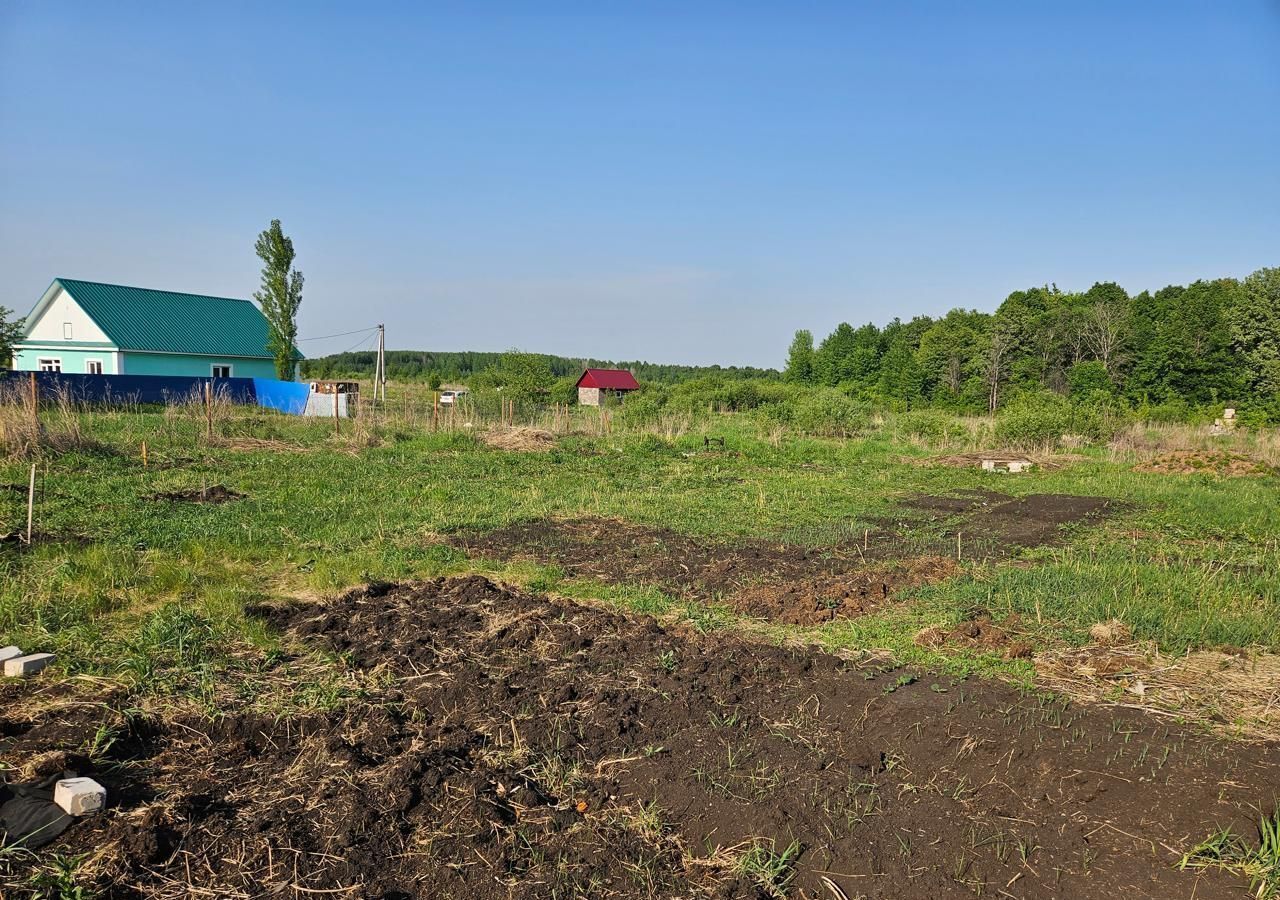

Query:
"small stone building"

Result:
[[576, 368, 640, 406]]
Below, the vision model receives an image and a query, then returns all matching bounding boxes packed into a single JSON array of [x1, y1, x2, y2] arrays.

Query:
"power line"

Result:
[[295, 326, 379, 343], [332, 329, 381, 356]]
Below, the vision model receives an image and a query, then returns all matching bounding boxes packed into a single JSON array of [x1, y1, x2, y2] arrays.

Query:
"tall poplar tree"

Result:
[[253, 219, 304, 380]]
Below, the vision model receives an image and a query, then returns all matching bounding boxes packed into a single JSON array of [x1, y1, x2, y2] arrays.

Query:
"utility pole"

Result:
[[374, 323, 387, 405]]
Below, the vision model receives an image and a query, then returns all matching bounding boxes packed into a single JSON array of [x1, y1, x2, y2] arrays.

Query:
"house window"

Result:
[[85, 360, 103, 375], [38, 358, 62, 373], [63, 322, 73, 339], [211, 364, 232, 378]]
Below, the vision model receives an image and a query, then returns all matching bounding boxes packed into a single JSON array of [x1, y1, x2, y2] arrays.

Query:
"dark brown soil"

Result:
[[896, 491, 1112, 552], [148, 484, 244, 504], [453, 492, 1108, 622], [731, 556, 960, 625], [453, 517, 862, 600], [4, 576, 1276, 899]]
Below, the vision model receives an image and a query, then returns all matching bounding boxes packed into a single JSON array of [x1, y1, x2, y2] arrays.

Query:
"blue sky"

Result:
[[2, 2, 1277, 367]]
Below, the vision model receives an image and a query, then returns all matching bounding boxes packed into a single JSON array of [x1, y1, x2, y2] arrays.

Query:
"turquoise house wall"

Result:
[[14, 347, 119, 374], [122, 353, 278, 378]]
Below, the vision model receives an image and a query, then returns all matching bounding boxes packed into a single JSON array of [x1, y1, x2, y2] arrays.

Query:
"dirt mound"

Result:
[[148, 484, 244, 503], [480, 426, 557, 451], [732, 556, 959, 626], [1135, 450, 1273, 476], [6, 576, 1276, 899], [914, 615, 1033, 659]]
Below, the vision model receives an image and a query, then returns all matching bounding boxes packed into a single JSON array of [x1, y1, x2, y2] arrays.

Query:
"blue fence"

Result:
[[0, 371, 313, 415]]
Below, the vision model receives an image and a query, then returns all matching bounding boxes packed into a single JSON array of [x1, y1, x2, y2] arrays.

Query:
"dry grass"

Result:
[[1035, 642, 1280, 741], [1109, 422, 1280, 468], [0, 383, 105, 460], [480, 426, 558, 452]]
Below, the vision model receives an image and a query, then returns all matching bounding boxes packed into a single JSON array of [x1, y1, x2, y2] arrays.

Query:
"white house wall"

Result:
[[25, 285, 112, 344]]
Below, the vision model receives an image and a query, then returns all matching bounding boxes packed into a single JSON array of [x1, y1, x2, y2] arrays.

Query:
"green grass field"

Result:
[[2, 390, 1277, 718]]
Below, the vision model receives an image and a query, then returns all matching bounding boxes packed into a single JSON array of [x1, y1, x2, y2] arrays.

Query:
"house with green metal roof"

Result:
[[12, 278, 300, 378]]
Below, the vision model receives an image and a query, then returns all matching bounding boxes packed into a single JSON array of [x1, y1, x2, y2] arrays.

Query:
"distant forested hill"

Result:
[[300, 349, 777, 384]]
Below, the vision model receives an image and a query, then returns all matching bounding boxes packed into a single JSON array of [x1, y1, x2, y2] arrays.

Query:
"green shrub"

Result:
[[995, 393, 1069, 449], [790, 389, 870, 437], [895, 409, 966, 444]]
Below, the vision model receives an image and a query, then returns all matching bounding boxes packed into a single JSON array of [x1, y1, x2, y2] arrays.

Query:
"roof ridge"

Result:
[[57, 277, 254, 305]]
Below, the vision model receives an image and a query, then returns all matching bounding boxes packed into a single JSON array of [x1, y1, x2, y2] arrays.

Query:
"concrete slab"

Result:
[[3, 652, 54, 677], [0, 646, 22, 664]]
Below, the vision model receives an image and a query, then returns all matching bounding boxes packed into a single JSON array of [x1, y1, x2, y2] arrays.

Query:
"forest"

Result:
[[785, 266, 1280, 420]]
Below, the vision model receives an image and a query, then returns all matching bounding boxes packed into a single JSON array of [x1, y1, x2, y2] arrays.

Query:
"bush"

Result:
[[790, 388, 870, 437], [615, 388, 667, 428], [995, 393, 1070, 449], [895, 409, 966, 444]]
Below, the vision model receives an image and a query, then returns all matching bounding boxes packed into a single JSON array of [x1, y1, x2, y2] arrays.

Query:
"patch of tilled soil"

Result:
[[897, 491, 1112, 551], [147, 484, 244, 504], [6, 577, 1276, 899], [731, 556, 960, 625], [453, 517, 926, 621], [453, 493, 1108, 619]]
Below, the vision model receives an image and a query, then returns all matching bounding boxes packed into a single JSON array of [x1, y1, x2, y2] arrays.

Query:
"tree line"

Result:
[[301, 349, 776, 385], [784, 267, 1280, 417]]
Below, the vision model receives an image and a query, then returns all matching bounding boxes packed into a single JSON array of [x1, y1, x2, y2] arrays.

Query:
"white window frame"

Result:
[[211, 364, 233, 378], [38, 357, 62, 373], [63, 322, 74, 339], [85, 359, 104, 375]]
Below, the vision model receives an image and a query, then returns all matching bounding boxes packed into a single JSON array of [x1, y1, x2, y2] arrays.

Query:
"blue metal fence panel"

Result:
[[0, 371, 311, 415], [252, 378, 311, 415]]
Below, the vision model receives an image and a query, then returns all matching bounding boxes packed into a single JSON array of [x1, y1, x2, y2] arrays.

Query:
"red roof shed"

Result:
[[576, 368, 640, 391]]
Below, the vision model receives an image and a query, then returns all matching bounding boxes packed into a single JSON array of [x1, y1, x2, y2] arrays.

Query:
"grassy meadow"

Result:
[[1, 382, 1277, 718]]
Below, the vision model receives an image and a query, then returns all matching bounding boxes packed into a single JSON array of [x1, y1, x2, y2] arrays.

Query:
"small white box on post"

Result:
[[54, 777, 107, 816]]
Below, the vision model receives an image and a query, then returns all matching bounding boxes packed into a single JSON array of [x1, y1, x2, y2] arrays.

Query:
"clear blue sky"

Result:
[[2, 2, 1277, 367]]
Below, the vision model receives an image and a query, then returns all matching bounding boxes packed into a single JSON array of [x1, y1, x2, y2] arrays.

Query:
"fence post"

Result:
[[25, 462, 36, 545], [333, 387, 340, 435]]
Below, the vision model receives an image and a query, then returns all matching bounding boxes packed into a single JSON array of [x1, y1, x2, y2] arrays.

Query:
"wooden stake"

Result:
[[141, 441, 148, 467], [956, 531, 962, 561], [204, 382, 213, 438], [333, 387, 340, 435], [25, 462, 36, 545], [864, 528, 869, 552]]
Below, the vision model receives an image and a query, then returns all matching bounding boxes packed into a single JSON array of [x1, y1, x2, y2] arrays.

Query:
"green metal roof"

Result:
[[47, 278, 301, 359]]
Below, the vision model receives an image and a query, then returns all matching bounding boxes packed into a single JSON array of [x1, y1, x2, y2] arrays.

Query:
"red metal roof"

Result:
[[576, 368, 640, 390]]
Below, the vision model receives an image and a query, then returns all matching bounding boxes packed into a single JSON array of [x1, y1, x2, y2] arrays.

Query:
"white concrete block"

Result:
[[4, 652, 54, 677], [54, 777, 106, 816], [0, 646, 22, 664]]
